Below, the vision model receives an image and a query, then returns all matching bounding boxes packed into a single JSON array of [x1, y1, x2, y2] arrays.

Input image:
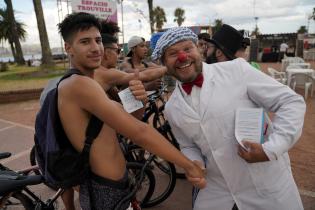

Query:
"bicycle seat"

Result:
[[0, 152, 11, 160], [0, 170, 43, 195]]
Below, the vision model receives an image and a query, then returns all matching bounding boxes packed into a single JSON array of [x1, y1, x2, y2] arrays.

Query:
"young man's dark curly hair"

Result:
[[100, 21, 120, 36], [101, 33, 118, 47], [58, 12, 101, 43]]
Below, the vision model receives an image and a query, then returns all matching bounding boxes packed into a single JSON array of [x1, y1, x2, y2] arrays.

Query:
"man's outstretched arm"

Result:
[[95, 66, 166, 88]]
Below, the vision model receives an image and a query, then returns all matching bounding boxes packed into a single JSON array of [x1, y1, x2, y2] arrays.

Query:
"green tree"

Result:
[[4, 0, 25, 65], [0, 7, 26, 63], [212, 19, 223, 34], [33, 0, 54, 67], [297, 25, 307, 34], [152, 6, 167, 31], [174, 7, 185, 26], [147, 0, 154, 34]]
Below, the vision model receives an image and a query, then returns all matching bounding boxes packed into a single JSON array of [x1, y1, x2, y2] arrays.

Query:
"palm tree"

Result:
[[33, 0, 54, 67], [4, 0, 25, 65], [297, 25, 307, 34], [174, 7, 185, 26], [147, 0, 154, 34], [312, 7, 315, 20], [212, 19, 223, 34], [152, 6, 167, 31], [251, 25, 260, 36], [0, 8, 26, 62]]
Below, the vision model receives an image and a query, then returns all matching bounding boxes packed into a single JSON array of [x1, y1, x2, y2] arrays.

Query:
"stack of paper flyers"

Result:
[[235, 108, 264, 149]]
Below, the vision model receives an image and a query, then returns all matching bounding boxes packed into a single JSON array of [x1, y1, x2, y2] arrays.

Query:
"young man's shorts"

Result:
[[80, 171, 130, 210]]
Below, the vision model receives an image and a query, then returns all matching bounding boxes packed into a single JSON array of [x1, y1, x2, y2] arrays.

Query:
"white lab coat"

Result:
[[165, 58, 305, 210]]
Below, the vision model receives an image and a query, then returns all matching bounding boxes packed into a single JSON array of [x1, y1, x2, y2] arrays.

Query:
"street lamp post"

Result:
[[121, 0, 124, 46], [117, 0, 125, 48]]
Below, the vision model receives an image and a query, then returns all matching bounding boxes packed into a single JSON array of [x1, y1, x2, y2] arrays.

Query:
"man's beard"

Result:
[[205, 51, 218, 64], [175, 60, 203, 83]]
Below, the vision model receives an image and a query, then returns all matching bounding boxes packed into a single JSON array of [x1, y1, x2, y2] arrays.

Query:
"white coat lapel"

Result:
[[171, 84, 199, 120]]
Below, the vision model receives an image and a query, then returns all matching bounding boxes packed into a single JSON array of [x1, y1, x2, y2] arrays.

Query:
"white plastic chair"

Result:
[[290, 73, 314, 99], [286, 65, 298, 71], [287, 63, 311, 69], [267, 67, 287, 85], [281, 57, 305, 71]]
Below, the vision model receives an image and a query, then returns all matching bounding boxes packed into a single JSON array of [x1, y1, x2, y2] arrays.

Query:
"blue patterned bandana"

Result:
[[151, 27, 198, 61]]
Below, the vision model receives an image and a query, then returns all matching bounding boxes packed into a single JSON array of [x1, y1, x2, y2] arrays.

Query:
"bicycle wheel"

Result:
[[127, 147, 177, 208], [9, 192, 35, 210], [127, 163, 155, 206], [144, 157, 176, 208], [143, 104, 179, 149], [29, 146, 58, 191], [152, 109, 186, 179], [152, 105, 180, 148]]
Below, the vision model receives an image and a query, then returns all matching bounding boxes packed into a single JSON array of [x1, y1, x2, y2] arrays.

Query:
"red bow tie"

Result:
[[181, 73, 204, 95]]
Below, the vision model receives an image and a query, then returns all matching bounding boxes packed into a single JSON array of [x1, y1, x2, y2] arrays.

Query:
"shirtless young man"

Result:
[[57, 12, 206, 210], [57, 34, 150, 210]]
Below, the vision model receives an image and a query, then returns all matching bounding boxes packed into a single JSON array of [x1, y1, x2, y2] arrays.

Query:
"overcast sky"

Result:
[[1, 0, 314, 49]]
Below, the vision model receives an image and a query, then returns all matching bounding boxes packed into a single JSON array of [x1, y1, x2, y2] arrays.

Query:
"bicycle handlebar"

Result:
[[147, 84, 168, 102], [0, 172, 43, 196]]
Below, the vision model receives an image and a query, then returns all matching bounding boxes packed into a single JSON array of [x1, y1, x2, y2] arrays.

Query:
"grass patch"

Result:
[[0, 70, 64, 80], [0, 63, 69, 91]]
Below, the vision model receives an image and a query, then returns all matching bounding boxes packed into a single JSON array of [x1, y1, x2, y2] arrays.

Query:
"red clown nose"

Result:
[[177, 51, 188, 62]]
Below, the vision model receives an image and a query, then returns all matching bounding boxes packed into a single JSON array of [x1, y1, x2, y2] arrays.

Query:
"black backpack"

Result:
[[34, 69, 103, 189]]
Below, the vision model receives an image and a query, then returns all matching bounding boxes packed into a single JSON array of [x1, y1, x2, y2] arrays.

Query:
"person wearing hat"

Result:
[[150, 32, 177, 91], [121, 36, 162, 91], [204, 24, 244, 64], [205, 25, 261, 70], [151, 26, 305, 210]]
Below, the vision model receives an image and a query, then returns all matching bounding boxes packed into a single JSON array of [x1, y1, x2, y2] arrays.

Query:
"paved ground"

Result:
[[0, 62, 315, 209]]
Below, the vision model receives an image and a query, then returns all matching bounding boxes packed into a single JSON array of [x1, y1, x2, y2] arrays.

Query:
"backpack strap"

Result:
[[83, 115, 103, 210], [127, 57, 135, 69], [82, 115, 103, 155], [142, 61, 149, 68], [128, 57, 149, 69], [56, 68, 103, 154], [57, 69, 83, 87]]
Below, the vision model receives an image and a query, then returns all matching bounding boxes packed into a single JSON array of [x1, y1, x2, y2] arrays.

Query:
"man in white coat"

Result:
[[151, 27, 305, 210]]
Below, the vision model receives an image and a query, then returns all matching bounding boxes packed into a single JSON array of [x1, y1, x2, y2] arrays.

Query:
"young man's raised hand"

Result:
[[129, 68, 147, 103]]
